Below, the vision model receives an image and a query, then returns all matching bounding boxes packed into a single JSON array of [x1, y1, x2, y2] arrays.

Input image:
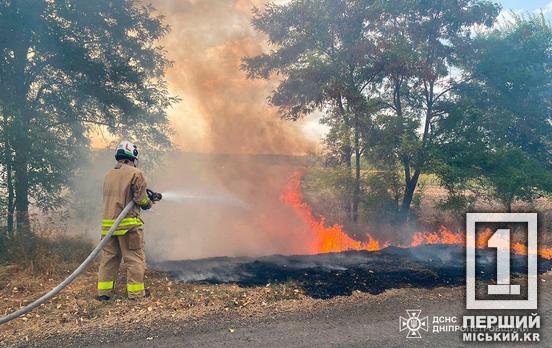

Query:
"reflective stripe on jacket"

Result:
[[101, 217, 144, 236], [101, 160, 152, 236]]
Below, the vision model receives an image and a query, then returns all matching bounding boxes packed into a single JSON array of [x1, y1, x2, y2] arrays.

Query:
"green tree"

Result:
[[433, 14, 552, 212], [0, 0, 175, 238], [242, 0, 382, 222], [368, 0, 500, 222]]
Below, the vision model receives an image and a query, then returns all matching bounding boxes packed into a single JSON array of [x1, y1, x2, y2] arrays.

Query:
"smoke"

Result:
[[152, 0, 318, 154], [130, 0, 326, 261], [72, 1, 325, 261], [145, 153, 315, 261]]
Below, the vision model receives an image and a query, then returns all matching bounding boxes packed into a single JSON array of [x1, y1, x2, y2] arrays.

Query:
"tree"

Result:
[[242, 0, 382, 222], [368, 0, 500, 221], [433, 14, 552, 212], [0, 0, 175, 236]]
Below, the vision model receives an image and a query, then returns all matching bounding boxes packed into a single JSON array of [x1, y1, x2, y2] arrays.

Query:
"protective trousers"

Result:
[[97, 228, 146, 299]]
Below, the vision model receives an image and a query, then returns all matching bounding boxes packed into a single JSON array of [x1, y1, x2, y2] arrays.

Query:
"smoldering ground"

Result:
[[153, 244, 552, 298]]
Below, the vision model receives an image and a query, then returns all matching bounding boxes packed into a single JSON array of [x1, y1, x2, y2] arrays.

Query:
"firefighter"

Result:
[[97, 141, 154, 301]]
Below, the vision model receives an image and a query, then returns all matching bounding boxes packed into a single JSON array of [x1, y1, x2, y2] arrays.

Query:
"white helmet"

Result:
[[115, 140, 138, 161]]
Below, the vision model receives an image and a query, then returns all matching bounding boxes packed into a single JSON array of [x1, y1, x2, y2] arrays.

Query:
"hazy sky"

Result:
[[499, 0, 552, 17]]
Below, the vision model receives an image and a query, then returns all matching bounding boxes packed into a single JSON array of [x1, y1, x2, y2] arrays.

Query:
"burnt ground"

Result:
[[152, 244, 552, 299]]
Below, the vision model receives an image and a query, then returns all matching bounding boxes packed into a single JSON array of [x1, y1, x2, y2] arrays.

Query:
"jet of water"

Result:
[[161, 190, 248, 208]]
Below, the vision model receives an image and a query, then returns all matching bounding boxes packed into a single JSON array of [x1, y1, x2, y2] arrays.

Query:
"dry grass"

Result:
[[421, 183, 552, 244], [0, 263, 305, 346], [1, 228, 92, 276]]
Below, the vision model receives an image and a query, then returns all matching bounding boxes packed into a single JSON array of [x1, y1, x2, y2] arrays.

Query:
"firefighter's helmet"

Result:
[[115, 140, 138, 161]]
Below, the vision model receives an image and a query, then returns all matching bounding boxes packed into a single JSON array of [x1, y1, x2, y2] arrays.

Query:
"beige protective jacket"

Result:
[[101, 160, 152, 236]]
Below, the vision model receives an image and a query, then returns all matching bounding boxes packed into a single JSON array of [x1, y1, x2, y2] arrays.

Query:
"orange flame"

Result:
[[411, 226, 464, 246], [411, 227, 495, 248], [511, 243, 552, 260], [281, 172, 384, 253], [282, 171, 552, 259]]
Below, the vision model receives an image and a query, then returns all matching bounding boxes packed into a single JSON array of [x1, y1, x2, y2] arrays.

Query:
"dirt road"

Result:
[[95, 287, 468, 348]]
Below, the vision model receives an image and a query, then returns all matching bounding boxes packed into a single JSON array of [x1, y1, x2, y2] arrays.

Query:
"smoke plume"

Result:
[[75, 1, 325, 261], [152, 0, 315, 154], [146, 153, 314, 260]]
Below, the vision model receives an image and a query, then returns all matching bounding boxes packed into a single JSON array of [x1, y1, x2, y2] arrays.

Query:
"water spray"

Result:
[[161, 190, 247, 208]]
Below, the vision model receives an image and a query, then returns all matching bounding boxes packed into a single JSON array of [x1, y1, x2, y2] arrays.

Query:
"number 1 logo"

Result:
[[487, 229, 521, 295], [466, 213, 538, 310]]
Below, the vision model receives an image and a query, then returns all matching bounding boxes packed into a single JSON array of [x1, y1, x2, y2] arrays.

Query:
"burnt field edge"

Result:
[[150, 244, 552, 299]]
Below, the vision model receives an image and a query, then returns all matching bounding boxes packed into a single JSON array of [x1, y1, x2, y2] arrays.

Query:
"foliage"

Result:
[[365, 0, 500, 221], [243, 0, 382, 120], [244, 0, 501, 227], [0, 0, 176, 237], [303, 164, 426, 231], [243, 0, 386, 222], [247, 1, 552, 228], [434, 15, 552, 211]]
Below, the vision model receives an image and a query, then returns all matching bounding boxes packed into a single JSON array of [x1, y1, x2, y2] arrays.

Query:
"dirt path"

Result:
[[92, 287, 467, 348]]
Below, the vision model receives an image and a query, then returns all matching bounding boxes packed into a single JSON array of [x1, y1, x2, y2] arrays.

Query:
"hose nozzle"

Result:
[[146, 189, 162, 202]]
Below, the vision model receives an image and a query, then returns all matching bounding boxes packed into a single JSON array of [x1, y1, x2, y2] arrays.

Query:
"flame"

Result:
[[411, 227, 493, 248], [411, 226, 464, 246], [282, 171, 552, 259], [281, 172, 384, 253], [511, 243, 552, 260]]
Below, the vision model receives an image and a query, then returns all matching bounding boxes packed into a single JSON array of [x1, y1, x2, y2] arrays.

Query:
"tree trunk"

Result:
[[337, 95, 353, 222], [12, 41, 31, 236], [398, 79, 434, 223], [352, 114, 361, 223], [12, 123, 33, 261], [7, 161, 14, 237], [352, 149, 361, 223], [3, 131, 14, 237], [2, 112, 15, 237], [0, 229, 4, 256], [343, 145, 353, 221], [400, 169, 420, 222], [13, 147, 30, 233], [506, 198, 513, 213]]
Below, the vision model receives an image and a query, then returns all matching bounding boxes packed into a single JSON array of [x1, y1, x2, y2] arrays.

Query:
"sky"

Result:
[[499, 0, 552, 18]]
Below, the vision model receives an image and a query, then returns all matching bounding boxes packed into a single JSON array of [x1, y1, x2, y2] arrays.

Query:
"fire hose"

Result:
[[0, 190, 162, 325]]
